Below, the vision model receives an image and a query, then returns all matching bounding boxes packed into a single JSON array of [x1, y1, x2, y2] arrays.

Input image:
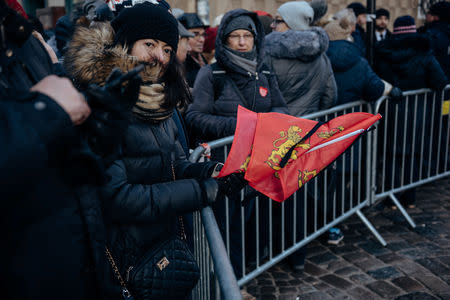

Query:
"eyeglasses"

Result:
[[228, 33, 254, 41], [191, 32, 207, 39], [271, 19, 285, 25]]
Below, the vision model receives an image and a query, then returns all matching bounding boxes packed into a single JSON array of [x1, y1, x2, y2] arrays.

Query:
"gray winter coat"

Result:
[[264, 28, 337, 116]]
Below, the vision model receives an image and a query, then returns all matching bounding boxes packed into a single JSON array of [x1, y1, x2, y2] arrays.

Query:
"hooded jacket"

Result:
[[64, 22, 216, 283], [374, 33, 448, 91], [327, 40, 385, 104], [264, 27, 337, 116], [185, 9, 288, 142]]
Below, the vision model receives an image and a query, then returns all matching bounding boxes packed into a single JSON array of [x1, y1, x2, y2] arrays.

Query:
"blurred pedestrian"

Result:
[[265, 0, 337, 116], [420, 1, 450, 80], [347, 2, 367, 56], [374, 15, 447, 90], [374, 8, 391, 42], [325, 8, 396, 104], [178, 13, 209, 87]]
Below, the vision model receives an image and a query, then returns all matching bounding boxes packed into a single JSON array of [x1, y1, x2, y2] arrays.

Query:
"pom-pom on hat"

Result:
[[393, 15, 416, 35], [111, 2, 179, 52]]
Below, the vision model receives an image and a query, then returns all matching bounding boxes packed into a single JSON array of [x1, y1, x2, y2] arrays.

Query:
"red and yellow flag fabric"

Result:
[[218, 106, 381, 202]]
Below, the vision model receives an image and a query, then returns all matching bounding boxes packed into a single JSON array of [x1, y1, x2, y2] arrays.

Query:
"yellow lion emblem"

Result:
[[298, 169, 318, 188], [266, 126, 311, 171], [317, 126, 344, 139]]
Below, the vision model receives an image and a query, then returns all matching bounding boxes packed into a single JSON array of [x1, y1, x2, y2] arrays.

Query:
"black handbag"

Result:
[[105, 219, 199, 300], [105, 164, 200, 300]]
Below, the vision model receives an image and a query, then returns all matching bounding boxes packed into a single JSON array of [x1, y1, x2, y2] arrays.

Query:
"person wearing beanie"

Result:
[[64, 2, 227, 298], [420, 1, 450, 79], [374, 14, 447, 90], [178, 12, 209, 87], [185, 9, 287, 287], [374, 14, 447, 210], [264, 0, 336, 271], [374, 8, 391, 42], [347, 2, 367, 56], [266, 0, 336, 116]]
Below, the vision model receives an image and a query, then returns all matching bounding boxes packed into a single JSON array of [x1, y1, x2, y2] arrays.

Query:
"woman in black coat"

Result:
[[185, 9, 288, 143], [64, 3, 221, 299]]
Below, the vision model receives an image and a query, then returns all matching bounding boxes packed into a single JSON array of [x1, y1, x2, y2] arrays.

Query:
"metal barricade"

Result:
[[190, 101, 386, 299], [370, 85, 450, 228]]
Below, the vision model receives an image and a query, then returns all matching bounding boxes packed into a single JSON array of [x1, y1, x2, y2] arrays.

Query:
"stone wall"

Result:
[[167, 0, 423, 29]]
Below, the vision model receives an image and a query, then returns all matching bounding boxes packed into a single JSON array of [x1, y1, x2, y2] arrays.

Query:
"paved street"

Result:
[[244, 177, 450, 300]]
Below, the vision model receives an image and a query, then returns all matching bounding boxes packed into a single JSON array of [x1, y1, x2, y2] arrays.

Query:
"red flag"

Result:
[[219, 106, 381, 202]]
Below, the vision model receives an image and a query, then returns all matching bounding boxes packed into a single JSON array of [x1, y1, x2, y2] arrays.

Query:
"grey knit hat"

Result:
[[223, 15, 257, 37], [278, 1, 314, 31]]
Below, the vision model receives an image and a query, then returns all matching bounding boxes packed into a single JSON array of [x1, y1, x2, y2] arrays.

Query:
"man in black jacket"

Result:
[[374, 8, 392, 42], [0, 2, 140, 299]]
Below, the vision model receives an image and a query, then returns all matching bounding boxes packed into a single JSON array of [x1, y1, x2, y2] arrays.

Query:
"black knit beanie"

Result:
[[223, 15, 257, 38], [111, 2, 179, 52]]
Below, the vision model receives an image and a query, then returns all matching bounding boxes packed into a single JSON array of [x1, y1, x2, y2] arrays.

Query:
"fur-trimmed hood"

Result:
[[264, 27, 329, 62], [64, 22, 162, 87]]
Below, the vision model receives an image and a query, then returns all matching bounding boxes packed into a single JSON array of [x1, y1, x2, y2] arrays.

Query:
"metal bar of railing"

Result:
[[200, 207, 241, 300]]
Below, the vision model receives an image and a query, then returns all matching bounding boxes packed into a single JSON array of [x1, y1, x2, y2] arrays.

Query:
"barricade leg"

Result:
[[356, 210, 387, 246], [389, 193, 417, 228]]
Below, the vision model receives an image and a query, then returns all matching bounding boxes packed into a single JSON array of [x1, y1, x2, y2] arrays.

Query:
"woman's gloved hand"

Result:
[[388, 86, 403, 102], [198, 178, 219, 207], [216, 173, 248, 198]]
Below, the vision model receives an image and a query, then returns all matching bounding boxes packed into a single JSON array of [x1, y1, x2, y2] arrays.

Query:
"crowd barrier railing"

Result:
[[189, 85, 450, 299], [370, 85, 450, 228], [189, 100, 388, 299]]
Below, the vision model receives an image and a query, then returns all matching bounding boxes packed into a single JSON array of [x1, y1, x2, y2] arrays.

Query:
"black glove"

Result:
[[83, 66, 142, 165], [389, 86, 403, 102], [217, 173, 248, 198], [198, 178, 219, 207]]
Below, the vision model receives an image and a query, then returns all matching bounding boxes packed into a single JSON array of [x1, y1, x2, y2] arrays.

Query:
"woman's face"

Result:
[[271, 14, 290, 32], [226, 29, 254, 52], [130, 39, 172, 68]]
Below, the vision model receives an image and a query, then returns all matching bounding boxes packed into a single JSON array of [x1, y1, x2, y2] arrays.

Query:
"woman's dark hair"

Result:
[[159, 51, 192, 110]]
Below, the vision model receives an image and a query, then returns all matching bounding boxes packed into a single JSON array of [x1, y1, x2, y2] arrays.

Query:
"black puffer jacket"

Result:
[[64, 22, 217, 282], [374, 33, 448, 91], [0, 6, 107, 300], [185, 9, 288, 142]]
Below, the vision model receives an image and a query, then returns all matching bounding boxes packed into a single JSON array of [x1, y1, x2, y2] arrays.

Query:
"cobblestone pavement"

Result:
[[244, 177, 450, 300]]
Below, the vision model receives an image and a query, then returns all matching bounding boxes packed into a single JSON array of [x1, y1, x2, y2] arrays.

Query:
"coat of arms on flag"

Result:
[[218, 106, 382, 202]]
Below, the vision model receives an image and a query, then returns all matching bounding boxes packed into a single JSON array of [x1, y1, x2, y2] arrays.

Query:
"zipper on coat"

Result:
[[126, 266, 134, 282], [251, 72, 258, 111]]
